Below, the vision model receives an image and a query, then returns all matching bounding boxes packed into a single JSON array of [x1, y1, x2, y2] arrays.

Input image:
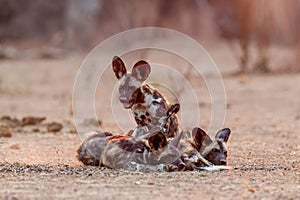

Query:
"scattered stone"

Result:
[[0, 125, 12, 137], [47, 122, 63, 132], [32, 128, 40, 132], [135, 181, 141, 185], [21, 116, 46, 126], [10, 144, 20, 150], [248, 189, 255, 193], [0, 116, 21, 128], [68, 129, 77, 134]]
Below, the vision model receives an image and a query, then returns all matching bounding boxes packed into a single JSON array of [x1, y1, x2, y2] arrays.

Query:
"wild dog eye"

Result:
[[212, 148, 219, 153], [224, 151, 228, 156], [136, 148, 143, 153]]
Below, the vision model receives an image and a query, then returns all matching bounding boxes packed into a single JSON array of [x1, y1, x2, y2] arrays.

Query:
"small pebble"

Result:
[[135, 181, 141, 185], [10, 144, 20, 150], [47, 122, 63, 132], [22, 116, 46, 126], [248, 189, 255, 193], [0, 124, 12, 137]]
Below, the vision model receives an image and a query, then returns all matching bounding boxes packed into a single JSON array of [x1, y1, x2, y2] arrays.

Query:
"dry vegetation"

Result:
[[210, 0, 300, 73], [0, 0, 300, 73]]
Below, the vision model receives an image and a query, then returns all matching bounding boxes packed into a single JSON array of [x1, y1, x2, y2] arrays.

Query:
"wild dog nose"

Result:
[[178, 162, 186, 170], [119, 96, 127, 103], [172, 159, 185, 170], [220, 159, 227, 165]]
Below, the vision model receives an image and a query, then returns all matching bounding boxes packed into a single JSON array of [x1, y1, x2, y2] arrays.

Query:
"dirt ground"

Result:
[[0, 58, 299, 200]]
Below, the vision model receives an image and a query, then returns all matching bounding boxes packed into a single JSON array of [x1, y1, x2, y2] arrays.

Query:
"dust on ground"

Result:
[[0, 58, 299, 200]]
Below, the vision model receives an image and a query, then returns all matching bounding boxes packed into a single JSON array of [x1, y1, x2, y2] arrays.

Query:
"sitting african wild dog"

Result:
[[77, 104, 185, 172], [178, 127, 231, 171], [112, 56, 180, 138]]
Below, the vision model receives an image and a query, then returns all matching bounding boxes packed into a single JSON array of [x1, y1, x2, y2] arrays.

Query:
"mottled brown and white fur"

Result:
[[112, 56, 180, 138]]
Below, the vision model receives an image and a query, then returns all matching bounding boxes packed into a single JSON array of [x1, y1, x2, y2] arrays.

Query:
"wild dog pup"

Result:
[[112, 56, 180, 138], [178, 127, 231, 171], [77, 104, 184, 171], [200, 128, 231, 166]]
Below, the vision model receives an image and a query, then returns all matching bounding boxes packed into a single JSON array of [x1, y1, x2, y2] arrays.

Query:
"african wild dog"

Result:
[[112, 56, 180, 138], [77, 103, 185, 172], [178, 127, 231, 170], [200, 127, 231, 165], [77, 127, 184, 172]]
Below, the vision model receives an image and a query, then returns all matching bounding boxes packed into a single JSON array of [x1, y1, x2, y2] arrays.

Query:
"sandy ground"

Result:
[[0, 58, 299, 200]]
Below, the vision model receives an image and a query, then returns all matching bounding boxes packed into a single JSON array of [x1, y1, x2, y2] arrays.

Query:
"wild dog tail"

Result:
[[77, 132, 112, 166]]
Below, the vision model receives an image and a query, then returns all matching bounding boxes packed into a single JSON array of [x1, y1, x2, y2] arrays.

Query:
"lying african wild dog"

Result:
[[77, 104, 185, 172], [112, 56, 180, 138], [77, 129, 184, 172], [178, 127, 231, 170]]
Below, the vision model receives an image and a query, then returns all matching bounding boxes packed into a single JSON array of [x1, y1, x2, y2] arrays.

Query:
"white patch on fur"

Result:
[[143, 93, 161, 117], [221, 141, 227, 152], [118, 72, 124, 79], [184, 155, 199, 163], [158, 116, 168, 126], [144, 93, 155, 105], [129, 77, 142, 88], [129, 162, 165, 172], [148, 104, 159, 118], [154, 98, 162, 103], [136, 69, 142, 80], [132, 127, 147, 138], [144, 96, 162, 115], [199, 165, 231, 171], [119, 75, 126, 86]]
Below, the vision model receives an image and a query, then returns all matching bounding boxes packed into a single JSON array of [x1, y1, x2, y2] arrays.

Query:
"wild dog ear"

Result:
[[98, 132, 113, 137], [112, 56, 127, 79], [167, 103, 180, 117], [131, 60, 151, 81], [169, 131, 183, 148], [148, 132, 167, 150], [215, 128, 231, 142], [192, 127, 208, 149]]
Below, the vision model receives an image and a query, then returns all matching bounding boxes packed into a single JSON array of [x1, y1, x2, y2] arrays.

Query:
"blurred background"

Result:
[[1, 0, 300, 73], [0, 0, 300, 177]]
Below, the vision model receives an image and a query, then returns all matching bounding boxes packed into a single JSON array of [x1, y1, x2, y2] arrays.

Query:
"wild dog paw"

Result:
[[164, 164, 179, 172]]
